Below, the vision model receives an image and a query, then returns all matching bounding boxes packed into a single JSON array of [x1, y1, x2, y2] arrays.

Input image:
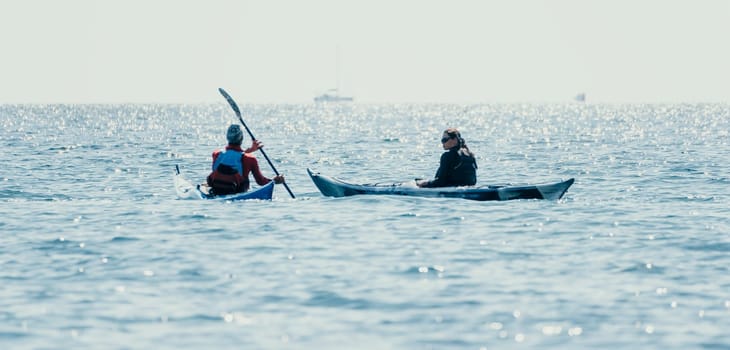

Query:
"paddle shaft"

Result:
[[218, 88, 295, 199]]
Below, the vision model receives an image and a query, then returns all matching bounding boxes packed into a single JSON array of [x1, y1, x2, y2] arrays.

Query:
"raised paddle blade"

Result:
[[218, 88, 241, 117]]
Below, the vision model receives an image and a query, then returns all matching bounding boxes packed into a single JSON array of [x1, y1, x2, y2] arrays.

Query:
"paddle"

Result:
[[218, 88, 296, 199]]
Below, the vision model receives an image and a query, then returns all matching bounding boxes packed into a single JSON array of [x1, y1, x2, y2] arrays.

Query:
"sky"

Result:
[[1, 0, 729, 103]]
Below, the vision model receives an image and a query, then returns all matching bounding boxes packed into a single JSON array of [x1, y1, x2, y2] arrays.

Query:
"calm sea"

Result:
[[1, 103, 728, 349]]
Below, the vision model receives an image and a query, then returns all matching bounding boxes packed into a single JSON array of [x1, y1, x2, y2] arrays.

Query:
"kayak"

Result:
[[307, 168, 574, 201], [174, 165, 274, 201]]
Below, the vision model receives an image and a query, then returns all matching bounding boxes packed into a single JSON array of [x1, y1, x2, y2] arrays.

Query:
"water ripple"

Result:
[[1, 103, 729, 349]]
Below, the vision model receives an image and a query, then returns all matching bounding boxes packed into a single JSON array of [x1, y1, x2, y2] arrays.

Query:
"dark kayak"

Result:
[[174, 165, 274, 201], [307, 168, 574, 201]]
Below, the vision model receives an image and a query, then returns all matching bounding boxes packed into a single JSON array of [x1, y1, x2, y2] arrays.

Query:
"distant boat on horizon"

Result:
[[314, 46, 354, 103], [575, 93, 586, 102], [314, 88, 354, 103]]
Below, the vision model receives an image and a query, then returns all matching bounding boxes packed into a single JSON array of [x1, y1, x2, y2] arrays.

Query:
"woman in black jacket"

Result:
[[417, 128, 478, 188]]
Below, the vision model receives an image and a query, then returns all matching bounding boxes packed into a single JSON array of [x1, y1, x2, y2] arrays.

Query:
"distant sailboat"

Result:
[[314, 46, 354, 103], [574, 93, 586, 102], [314, 89, 353, 103]]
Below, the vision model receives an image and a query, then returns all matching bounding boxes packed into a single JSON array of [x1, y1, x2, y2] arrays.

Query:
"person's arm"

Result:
[[418, 152, 454, 188], [210, 150, 220, 170], [244, 154, 273, 185], [244, 140, 263, 154], [242, 140, 285, 184]]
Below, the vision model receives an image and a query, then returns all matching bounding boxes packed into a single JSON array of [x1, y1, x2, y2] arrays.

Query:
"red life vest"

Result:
[[206, 149, 247, 195]]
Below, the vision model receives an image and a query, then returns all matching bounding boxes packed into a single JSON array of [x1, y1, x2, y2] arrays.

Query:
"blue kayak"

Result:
[[174, 165, 274, 201], [307, 168, 574, 201]]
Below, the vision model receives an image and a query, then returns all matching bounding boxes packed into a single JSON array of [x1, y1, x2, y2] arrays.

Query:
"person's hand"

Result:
[[416, 179, 427, 188], [273, 175, 285, 184], [245, 139, 263, 153]]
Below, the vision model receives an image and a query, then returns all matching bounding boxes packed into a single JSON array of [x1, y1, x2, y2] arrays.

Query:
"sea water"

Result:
[[1, 103, 728, 349]]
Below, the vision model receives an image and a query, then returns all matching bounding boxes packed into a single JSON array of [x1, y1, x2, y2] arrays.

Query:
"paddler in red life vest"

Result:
[[206, 124, 285, 195]]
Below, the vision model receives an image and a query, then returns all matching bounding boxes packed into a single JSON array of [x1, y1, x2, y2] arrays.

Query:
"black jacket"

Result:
[[420, 147, 477, 188]]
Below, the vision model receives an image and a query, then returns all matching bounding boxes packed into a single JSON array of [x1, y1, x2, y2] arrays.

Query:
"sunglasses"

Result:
[[441, 136, 453, 143]]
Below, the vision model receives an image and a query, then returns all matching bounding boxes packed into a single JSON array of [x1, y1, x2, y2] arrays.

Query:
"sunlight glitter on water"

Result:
[[1, 103, 729, 349]]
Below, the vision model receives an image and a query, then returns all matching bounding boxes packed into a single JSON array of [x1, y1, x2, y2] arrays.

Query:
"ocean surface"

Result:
[[1, 102, 729, 349]]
